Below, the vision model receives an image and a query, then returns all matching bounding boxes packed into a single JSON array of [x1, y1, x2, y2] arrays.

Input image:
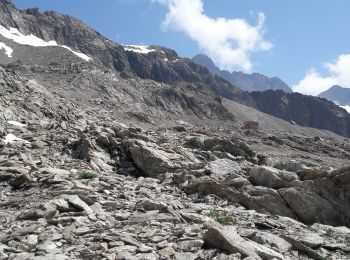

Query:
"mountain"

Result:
[[192, 54, 292, 93], [1, 0, 349, 138], [0, 2, 350, 259], [318, 85, 350, 106], [251, 90, 350, 136]]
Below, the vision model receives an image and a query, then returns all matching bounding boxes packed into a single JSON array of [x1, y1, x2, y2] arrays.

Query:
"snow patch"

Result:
[[7, 121, 27, 127], [3, 134, 29, 144], [0, 26, 91, 61], [0, 42, 13, 57], [123, 45, 156, 54], [340, 105, 350, 113]]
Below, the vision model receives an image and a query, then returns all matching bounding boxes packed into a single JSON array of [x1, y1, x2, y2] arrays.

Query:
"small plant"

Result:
[[80, 171, 96, 179], [183, 203, 191, 209], [207, 209, 234, 225], [139, 220, 150, 228], [254, 214, 263, 219]]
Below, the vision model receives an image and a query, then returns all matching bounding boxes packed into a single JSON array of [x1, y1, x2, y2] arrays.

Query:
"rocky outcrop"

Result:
[[182, 160, 350, 227], [250, 90, 350, 137]]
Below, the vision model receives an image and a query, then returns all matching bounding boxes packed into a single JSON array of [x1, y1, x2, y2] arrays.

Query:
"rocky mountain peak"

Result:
[[318, 85, 350, 106], [193, 53, 292, 93]]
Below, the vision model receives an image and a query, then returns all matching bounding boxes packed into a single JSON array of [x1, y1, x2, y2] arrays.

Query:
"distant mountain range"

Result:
[[192, 54, 292, 93], [318, 85, 350, 106], [318, 85, 350, 113]]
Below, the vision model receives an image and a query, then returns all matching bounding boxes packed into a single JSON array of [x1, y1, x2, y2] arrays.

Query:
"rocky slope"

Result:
[[1, 0, 350, 137], [0, 65, 350, 259], [192, 54, 292, 93], [0, 2, 350, 259], [318, 85, 350, 106]]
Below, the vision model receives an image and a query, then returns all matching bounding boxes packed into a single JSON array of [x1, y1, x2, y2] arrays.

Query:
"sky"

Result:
[[12, 0, 350, 95]]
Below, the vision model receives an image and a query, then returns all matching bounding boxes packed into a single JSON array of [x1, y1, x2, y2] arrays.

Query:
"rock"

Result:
[[298, 233, 324, 248], [242, 186, 296, 218], [9, 173, 32, 188], [204, 225, 262, 259], [281, 235, 324, 260], [23, 234, 38, 249], [299, 168, 330, 181], [136, 199, 168, 212], [250, 232, 292, 253], [61, 195, 93, 213], [186, 137, 255, 161], [177, 239, 204, 252], [158, 246, 176, 258], [205, 159, 240, 178], [274, 160, 306, 172], [323, 243, 350, 252], [29, 254, 69, 260], [224, 176, 250, 188], [17, 209, 44, 221], [250, 166, 298, 189], [250, 241, 285, 260], [174, 252, 197, 260], [36, 241, 60, 254], [330, 166, 350, 186], [125, 139, 183, 177], [278, 187, 341, 225]]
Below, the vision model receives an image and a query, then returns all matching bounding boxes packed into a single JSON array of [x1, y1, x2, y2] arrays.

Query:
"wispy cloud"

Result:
[[293, 54, 350, 96], [151, 0, 273, 72]]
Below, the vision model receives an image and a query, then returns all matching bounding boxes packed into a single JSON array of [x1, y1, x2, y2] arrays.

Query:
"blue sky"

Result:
[[12, 0, 350, 95]]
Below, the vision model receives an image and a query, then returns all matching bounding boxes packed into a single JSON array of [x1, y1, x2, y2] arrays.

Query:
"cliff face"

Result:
[[251, 90, 350, 137]]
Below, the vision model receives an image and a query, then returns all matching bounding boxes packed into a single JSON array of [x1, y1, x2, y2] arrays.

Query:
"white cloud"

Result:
[[151, 0, 272, 72], [293, 54, 350, 96]]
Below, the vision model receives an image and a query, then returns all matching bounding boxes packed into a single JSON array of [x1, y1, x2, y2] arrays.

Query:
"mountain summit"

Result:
[[318, 85, 350, 106], [192, 54, 292, 93]]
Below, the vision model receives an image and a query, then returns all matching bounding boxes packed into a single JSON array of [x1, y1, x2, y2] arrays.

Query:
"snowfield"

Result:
[[0, 42, 13, 57], [340, 105, 350, 113], [3, 133, 29, 144], [0, 26, 91, 61], [7, 121, 27, 127]]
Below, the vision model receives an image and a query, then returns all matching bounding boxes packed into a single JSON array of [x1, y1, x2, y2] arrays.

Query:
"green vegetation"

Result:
[[80, 171, 96, 179], [207, 209, 234, 225], [183, 203, 191, 209], [139, 220, 151, 228]]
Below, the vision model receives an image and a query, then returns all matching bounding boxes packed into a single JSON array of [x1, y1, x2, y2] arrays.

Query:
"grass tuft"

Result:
[[80, 171, 96, 179]]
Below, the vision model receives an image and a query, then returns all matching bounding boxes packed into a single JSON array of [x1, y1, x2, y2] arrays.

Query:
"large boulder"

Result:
[[204, 225, 262, 259], [124, 139, 185, 178], [278, 187, 341, 225], [250, 166, 298, 189], [205, 159, 240, 178], [204, 224, 285, 260]]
